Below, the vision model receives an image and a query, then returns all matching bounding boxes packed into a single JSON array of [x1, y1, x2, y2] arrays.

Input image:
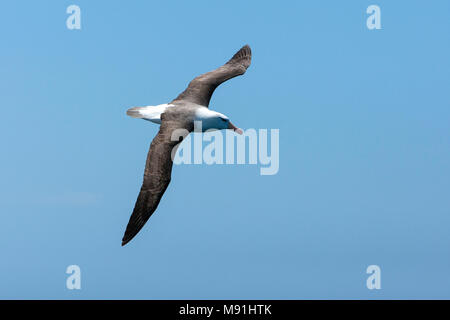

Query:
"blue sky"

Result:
[[1, 0, 450, 299]]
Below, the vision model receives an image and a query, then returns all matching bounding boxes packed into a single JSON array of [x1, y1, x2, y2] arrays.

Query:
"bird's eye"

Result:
[[220, 118, 227, 122]]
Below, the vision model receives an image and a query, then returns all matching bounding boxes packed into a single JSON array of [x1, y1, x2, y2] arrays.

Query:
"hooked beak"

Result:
[[228, 121, 243, 135]]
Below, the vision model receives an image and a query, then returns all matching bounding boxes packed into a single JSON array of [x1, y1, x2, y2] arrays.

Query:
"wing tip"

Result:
[[228, 44, 252, 68], [121, 235, 132, 246]]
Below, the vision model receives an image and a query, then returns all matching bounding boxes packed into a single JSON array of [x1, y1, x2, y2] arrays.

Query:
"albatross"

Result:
[[122, 44, 252, 246]]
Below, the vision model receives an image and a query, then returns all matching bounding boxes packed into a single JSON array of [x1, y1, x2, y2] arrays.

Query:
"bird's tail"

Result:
[[126, 107, 146, 118]]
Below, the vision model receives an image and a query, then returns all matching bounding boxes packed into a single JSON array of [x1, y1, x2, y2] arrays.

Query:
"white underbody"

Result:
[[127, 103, 229, 130]]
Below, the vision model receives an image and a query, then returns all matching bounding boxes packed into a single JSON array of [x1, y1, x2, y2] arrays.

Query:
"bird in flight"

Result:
[[122, 45, 252, 246]]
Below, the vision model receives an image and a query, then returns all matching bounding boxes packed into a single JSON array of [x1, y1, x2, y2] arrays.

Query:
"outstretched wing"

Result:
[[171, 44, 252, 107], [121, 118, 189, 246]]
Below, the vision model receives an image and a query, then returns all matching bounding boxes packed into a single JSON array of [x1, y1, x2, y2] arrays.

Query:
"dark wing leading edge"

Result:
[[171, 44, 252, 107], [121, 117, 190, 246]]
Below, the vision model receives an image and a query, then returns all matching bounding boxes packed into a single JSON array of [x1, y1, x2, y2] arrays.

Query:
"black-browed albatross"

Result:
[[122, 45, 252, 246]]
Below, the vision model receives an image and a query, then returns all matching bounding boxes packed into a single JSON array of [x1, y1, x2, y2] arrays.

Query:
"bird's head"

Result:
[[195, 109, 243, 134], [217, 114, 243, 135]]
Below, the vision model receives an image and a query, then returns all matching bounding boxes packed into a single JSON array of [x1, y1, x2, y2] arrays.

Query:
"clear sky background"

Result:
[[1, 0, 449, 299]]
